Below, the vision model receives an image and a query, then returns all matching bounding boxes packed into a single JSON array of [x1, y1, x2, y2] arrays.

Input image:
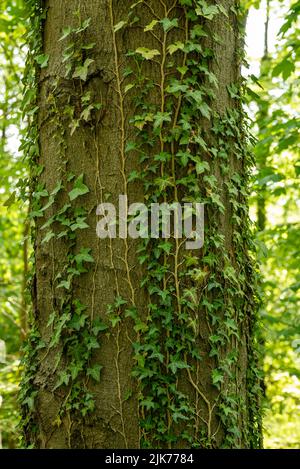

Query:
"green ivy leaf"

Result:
[[161, 17, 178, 32], [141, 398, 156, 410], [68, 313, 88, 331], [167, 41, 184, 55], [196, 4, 219, 20], [128, 170, 139, 182], [144, 20, 159, 32], [69, 174, 90, 201], [153, 112, 172, 129], [114, 20, 127, 32], [115, 296, 127, 308], [70, 362, 83, 380], [74, 248, 94, 264], [87, 364, 103, 382], [92, 319, 109, 336], [41, 195, 55, 212], [124, 83, 135, 93], [212, 369, 224, 387], [199, 103, 211, 119], [169, 360, 190, 374], [70, 217, 89, 231], [72, 58, 94, 81], [41, 231, 55, 245], [196, 160, 210, 175], [135, 47, 160, 60], [86, 336, 100, 350], [59, 26, 72, 41], [36, 54, 49, 69], [54, 371, 70, 389]]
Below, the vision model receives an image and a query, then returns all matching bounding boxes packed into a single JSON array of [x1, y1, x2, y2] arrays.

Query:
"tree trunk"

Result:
[[22, 0, 262, 449]]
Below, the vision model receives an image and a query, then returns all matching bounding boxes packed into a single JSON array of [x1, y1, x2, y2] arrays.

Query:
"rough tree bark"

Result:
[[22, 0, 262, 449]]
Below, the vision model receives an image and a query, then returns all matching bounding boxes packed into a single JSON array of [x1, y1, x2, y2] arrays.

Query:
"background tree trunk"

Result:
[[22, 0, 262, 449]]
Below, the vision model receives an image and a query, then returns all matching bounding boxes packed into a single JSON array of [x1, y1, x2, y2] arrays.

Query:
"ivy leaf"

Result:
[[167, 41, 185, 55], [125, 141, 138, 153], [154, 152, 171, 162], [70, 217, 89, 231], [167, 81, 188, 94], [36, 54, 49, 69], [59, 26, 72, 41], [128, 170, 139, 182], [177, 65, 188, 76], [86, 336, 100, 350], [161, 17, 178, 32], [114, 20, 127, 32], [110, 316, 122, 328], [191, 25, 208, 38], [76, 18, 92, 34], [81, 42, 96, 50], [69, 174, 90, 201], [80, 104, 94, 122], [177, 151, 190, 167], [199, 103, 211, 119], [49, 313, 71, 347], [144, 20, 159, 32], [70, 362, 83, 380], [70, 120, 80, 136], [124, 83, 135, 93], [212, 369, 224, 387], [68, 313, 88, 331], [62, 43, 75, 63], [124, 389, 133, 401], [87, 364, 103, 382], [54, 371, 70, 390], [41, 231, 55, 245], [57, 279, 71, 290], [92, 319, 109, 336], [125, 307, 138, 321], [135, 47, 160, 60], [196, 161, 210, 175], [141, 398, 156, 410], [218, 4, 228, 17], [41, 195, 55, 212], [196, 4, 219, 20], [209, 193, 225, 213], [115, 296, 127, 308], [153, 112, 172, 129], [51, 180, 63, 196], [74, 248, 94, 264], [172, 409, 189, 423], [158, 241, 173, 254], [149, 351, 164, 363], [72, 58, 94, 81], [169, 360, 190, 374]]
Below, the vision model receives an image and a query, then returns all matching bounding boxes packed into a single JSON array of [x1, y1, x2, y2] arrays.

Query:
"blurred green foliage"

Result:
[[249, 0, 300, 449], [0, 0, 299, 449], [0, 0, 26, 448]]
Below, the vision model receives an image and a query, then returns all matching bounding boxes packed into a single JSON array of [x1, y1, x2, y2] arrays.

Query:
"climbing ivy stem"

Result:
[[170, 15, 189, 318], [186, 363, 214, 441], [109, 0, 136, 307], [115, 324, 129, 448]]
